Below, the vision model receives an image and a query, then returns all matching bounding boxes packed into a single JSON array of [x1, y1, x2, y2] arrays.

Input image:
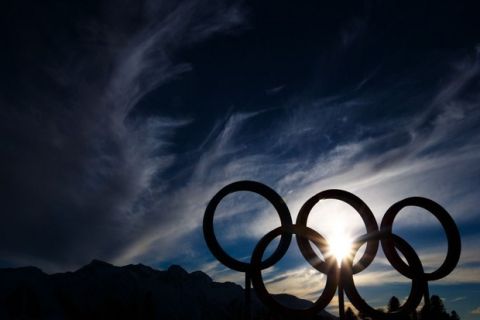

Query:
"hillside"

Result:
[[0, 260, 337, 319]]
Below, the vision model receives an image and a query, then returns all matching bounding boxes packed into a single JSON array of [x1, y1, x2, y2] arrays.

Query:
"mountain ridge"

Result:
[[0, 260, 337, 319]]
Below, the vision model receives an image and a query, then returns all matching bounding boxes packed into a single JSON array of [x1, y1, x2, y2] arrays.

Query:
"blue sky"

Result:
[[1, 0, 479, 318]]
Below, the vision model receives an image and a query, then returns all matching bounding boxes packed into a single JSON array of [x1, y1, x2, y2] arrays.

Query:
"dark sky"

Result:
[[1, 0, 480, 318]]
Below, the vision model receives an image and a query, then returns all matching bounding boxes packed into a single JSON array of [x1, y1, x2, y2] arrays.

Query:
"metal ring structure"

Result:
[[380, 197, 461, 281], [250, 225, 338, 318], [296, 189, 379, 274], [203, 181, 462, 319], [342, 233, 426, 320], [203, 180, 293, 272]]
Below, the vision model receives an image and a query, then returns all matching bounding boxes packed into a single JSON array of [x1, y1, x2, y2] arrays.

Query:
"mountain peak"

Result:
[[167, 264, 188, 277], [78, 259, 113, 271], [190, 270, 212, 284], [89, 259, 113, 267]]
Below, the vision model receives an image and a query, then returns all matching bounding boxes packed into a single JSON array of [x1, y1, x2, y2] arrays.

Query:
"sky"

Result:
[[1, 0, 479, 318]]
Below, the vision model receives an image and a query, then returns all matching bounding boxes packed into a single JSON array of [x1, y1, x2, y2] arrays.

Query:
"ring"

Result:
[[381, 197, 461, 281], [203, 180, 293, 272], [250, 224, 338, 318], [342, 232, 426, 320], [296, 189, 379, 274], [203, 181, 461, 318]]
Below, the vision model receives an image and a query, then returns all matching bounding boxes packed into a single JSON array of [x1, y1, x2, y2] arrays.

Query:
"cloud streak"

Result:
[[0, 0, 245, 271], [139, 47, 480, 289]]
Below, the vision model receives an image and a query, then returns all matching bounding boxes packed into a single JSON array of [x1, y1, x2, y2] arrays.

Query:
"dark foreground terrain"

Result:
[[0, 260, 336, 319]]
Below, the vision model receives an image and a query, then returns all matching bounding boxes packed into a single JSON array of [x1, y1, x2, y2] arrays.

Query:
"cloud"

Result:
[[203, 262, 330, 301], [198, 260, 244, 284], [134, 47, 480, 289], [0, 0, 245, 271], [471, 307, 480, 314], [271, 52, 479, 231], [113, 110, 279, 265], [106, 44, 480, 277], [450, 296, 466, 302], [266, 85, 285, 95]]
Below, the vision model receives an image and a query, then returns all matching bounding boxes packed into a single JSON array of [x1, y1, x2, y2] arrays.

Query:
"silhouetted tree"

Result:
[[345, 307, 358, 320], [450, 310, 460, 320], [388, 296, 401, 312], [387, 296, 412, 320], [420, 295, 450, 320]]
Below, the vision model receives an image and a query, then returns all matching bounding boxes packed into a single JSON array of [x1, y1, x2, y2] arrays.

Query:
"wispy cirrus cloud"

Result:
[[143, 48, 480, 291], [0, 0, 245, 271]]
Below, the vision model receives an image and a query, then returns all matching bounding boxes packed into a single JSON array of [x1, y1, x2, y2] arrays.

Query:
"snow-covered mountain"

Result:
[[0, 260, 337, 319]]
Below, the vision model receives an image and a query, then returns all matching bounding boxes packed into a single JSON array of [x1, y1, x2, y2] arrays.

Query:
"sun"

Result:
[[327, 224, 353, 267]]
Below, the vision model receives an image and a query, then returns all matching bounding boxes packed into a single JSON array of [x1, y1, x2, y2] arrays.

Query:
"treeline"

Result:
[[345, 295, 460, 320]]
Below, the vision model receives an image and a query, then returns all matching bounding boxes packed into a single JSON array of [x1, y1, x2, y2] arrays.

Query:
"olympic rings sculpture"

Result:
[[203, 181, 461, 320]]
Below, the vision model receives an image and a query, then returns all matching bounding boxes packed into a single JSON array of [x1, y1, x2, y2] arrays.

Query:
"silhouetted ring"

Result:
[[250, 225, 338, 318], [342, 233, 426, 320], [296, 189, 379, 274], [380, 197, 461, 281], [203, 181, 293, 272]]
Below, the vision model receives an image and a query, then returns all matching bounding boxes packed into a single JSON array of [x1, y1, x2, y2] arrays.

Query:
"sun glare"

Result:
[[327, 225, 353, 267]]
